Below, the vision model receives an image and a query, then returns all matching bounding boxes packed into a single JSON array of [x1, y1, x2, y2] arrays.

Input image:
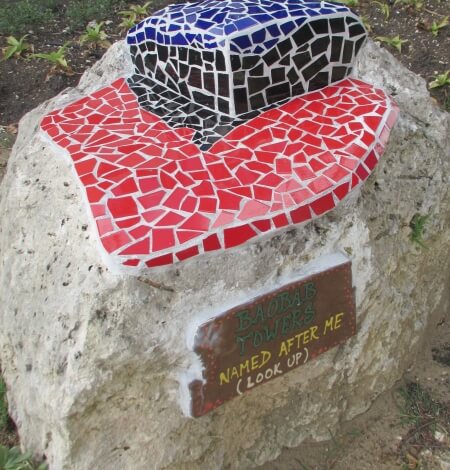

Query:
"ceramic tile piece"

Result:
[[333, 182, 350, 200], [310, 193, 335, 216], [146, 253, 174, 267], [176, 245, 200, 261], [252, 219, 272, 232], [203, 233, 222, 251], [224, 224, 257, 247]]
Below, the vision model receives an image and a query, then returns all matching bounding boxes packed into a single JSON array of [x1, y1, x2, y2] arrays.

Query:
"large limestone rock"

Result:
[[0, 40, 449, 469]]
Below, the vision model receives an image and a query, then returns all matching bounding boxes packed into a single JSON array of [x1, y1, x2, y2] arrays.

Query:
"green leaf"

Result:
[[0, 445, 9, 467], [7, 36, 20, 47], [32, 52, 53, 60], [376, 35, 408, 52], [431, 16, 448, 36], [119, 14, 137, 30], [409, 213, 430, 248], [372, 1, 390, 19], [2, 35, 30, 60], [31, 43, 70, 69], [429, 71, 450, 89], [0, 444, 46, 470], [3, 46, 16, 60], [80, 21, 109, 46]]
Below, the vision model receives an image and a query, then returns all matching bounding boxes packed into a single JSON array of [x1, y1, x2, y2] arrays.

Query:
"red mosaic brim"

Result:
[[41, 77, 398, 270]]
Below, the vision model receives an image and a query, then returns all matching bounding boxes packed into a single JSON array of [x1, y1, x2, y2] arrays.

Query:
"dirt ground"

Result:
[[0, 0, 449, 468], [260, 297, 450, 470]]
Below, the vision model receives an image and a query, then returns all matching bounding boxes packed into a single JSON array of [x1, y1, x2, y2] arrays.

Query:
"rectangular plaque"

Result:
[[188, 255, 356, 417]]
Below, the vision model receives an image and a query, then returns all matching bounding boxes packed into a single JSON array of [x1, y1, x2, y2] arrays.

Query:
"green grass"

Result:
[[396, 382, 450, 468], [399, 382, 445, 429], [65, 0, 125, 30], [0, 0, 132, 34], [0, 445, 49, 470], [0, 0, 57, 35], [397, 381, 449, 463]]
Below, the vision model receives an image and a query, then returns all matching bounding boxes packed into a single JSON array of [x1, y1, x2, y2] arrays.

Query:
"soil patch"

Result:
[[0, 0, 129, 126], [358, 0, 449, 110], [260, 294, 450, 470]]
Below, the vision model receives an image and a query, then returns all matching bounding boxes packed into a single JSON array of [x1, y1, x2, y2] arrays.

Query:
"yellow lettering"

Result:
[[323, 313, 345, 335], [278, 341, 289, 357], [239, 360, 250, 376], [219, 370, 230, 386], [302, 329, 311, 344], [295, 331, 305, 348], [219, 351, 273, 385], [287, 337, 294, 352], [259, 350, 271, 368], [335, 312, 344, 329], [279, 326, 322, 357], [323, 316, 334, 335]]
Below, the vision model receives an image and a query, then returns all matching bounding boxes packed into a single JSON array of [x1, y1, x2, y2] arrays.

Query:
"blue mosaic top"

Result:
[[127, 0, 354, 54]]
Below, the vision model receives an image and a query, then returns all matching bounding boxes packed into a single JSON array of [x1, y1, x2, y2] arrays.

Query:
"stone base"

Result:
[[0, 40, 449, 469]]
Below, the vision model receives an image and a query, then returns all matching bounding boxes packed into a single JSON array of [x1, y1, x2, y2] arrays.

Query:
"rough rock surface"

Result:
[[0, 40, 449, 469]]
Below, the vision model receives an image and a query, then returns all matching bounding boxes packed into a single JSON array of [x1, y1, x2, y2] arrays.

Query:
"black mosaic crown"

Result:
[[127, 0, 367, 149]]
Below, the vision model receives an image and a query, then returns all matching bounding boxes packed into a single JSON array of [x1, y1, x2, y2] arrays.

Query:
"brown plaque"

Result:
[[189, 258, 356, 417]]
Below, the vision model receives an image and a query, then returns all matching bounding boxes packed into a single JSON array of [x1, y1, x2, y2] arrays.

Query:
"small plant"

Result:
[[409, 213, 429, 248], [119, 13, 138, 32], [79, 22, 111, 49], [119, 2, 152, 21], [396, 382, 449, 466], [32, 43, 73, 78], [2, 35, 32, 60], [398, 383, 440, 426], [0, 445, 47, 470], [118, 2, 152, 32], [372, 1, 390, 19], [430, 16, 448, 36], [376, 35, 408, 52], [429, 70, 450, 89]]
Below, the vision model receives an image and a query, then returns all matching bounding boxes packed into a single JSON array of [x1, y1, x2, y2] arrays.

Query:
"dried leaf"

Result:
[[6, 124, 17, 135]]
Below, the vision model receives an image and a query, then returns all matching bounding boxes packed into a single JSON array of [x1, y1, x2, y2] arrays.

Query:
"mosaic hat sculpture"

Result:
[[41, 0, 399, 271]]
